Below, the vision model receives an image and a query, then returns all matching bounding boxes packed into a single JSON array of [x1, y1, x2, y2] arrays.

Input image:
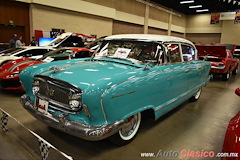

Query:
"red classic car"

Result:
[[0, 47, 93, 91], [221, 88, 240, 160], [196, 45, 239, 81]]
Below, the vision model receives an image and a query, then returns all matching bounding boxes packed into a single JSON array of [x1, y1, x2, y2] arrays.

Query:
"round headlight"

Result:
[[69, 100, 80, 109], [32, 80, 40, 95]]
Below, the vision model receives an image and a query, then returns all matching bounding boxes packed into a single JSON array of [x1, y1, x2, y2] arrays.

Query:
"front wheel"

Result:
[[109, 112, 141, 146], [222, 70, 230, 81], [232, 67, 238, 75], [189, 88, 202, 102]]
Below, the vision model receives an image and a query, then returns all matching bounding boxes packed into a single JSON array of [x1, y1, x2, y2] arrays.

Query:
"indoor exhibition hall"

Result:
[[0, 0, 240, 160]]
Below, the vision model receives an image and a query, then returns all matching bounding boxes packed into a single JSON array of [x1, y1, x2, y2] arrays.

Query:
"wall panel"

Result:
[[112, 20, 143, 35], [0, 1, 30, 45], [148, 27, 167, 35], [31, 4, 113, 38], [186, 33, 221, 44], [171, 31, 184, 38]]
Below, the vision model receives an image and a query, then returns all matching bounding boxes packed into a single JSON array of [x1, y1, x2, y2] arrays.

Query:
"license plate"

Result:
[[36, 98, 49, 113]]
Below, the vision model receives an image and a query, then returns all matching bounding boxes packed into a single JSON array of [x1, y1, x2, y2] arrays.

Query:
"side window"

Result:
[[137, 43, 158, 63], [181, 45, 196, 62], [165, 43, 181, 63], [18, 50, 33, 57], [32, 49, 48, 56], [74, 51, 91, 58]]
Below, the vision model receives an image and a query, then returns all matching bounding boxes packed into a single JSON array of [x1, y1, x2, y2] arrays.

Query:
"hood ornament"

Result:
[[49, 65, 66, 73]]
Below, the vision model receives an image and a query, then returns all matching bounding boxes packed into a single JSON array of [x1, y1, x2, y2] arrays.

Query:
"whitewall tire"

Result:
[[109, 112, 141, 146]]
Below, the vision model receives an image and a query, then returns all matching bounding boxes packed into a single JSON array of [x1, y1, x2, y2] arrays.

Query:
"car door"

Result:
[[151, 43, 189, 114], [180, 43, 210, 90]]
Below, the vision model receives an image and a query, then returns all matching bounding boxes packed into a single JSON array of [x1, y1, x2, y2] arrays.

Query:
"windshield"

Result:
[[95, 40, 163, 64], [39, 49, 74, 62], [2, 48, 25, 56]]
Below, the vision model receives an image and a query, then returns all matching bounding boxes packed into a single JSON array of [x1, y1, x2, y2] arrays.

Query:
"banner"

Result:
[[210, 13, 220, 24], [234, 10, 240, 24], [220, 12, 236, 20]]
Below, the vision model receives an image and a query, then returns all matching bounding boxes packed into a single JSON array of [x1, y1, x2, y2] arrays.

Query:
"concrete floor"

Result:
[[0, 73, 240, 160]]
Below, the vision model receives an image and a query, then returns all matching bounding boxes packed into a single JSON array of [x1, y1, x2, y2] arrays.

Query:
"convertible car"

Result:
[[221, 88, 240, 159], [20, 34, 211, 145], [196, 45, 239, 81], [0, 47, 93, 91]]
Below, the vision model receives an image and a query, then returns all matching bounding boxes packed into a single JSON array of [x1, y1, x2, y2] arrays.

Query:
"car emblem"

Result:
[[49, 88, 55, 96]]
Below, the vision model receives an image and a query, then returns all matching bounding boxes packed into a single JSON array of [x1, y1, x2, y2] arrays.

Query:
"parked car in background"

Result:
[[233, 45, 240, 58], [221, 88, 240, 159], [0, 32, 95, 66], [196, 45, 239, 81], [216, 43, 240, 58], [0, 46, 54, 66], [0, 47, 93, 91], [20, 34, 211, 145]]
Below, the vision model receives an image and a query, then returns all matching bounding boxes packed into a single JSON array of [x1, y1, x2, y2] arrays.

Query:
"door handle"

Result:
[[185, 69, 190, 73]]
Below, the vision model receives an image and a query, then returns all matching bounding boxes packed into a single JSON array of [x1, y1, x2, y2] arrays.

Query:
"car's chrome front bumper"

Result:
[[20, 94, 125, 141]]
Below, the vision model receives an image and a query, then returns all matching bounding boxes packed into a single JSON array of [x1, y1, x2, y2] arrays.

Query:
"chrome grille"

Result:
[[39, 81, 70, 105], [34, 75, 82, 113]]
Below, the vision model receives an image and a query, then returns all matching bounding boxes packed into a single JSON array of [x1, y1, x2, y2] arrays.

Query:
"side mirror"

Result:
[[143, 60, 157, 71]]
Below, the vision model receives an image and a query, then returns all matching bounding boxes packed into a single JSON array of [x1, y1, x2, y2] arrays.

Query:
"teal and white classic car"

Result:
[[20, 34, 211, 145]]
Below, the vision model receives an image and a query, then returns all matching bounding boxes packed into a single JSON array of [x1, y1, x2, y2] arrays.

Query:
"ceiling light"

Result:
[[196, 9, 209, 12], [180, 1, 194, 4], [189, 5, 202, 8]]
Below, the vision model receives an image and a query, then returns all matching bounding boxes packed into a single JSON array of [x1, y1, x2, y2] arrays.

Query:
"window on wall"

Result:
[[181, 45, 196, 62], [165, 43, 181, 63]]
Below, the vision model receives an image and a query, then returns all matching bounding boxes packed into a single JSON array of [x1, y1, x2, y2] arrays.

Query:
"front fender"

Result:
[[100, 71, 166, 123]]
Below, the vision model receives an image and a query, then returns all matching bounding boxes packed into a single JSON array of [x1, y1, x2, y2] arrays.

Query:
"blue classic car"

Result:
[[20, 34, 211, 145]]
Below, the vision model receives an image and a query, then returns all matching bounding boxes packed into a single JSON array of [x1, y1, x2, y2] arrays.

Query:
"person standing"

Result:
[[9, 34, 17, 48], [29, 36, 38, 46], [15, 36, 25, 48]]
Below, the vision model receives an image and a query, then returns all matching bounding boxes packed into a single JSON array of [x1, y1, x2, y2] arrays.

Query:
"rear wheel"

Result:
[[189, 88, 202, 102], [109, 112, 141, 146], [222, 70, 230, 81]]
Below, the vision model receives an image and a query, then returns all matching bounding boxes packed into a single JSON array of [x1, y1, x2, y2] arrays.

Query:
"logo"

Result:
[[49, 88, 55, 96]]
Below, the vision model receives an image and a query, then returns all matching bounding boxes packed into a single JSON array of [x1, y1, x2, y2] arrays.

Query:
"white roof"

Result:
[[19, 46, 54, 50], [105, 34, 194, 45]]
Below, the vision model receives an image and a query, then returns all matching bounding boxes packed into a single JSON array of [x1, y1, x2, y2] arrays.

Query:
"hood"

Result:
[[22, 58, 143, 92], [196, 45, 226, 57]]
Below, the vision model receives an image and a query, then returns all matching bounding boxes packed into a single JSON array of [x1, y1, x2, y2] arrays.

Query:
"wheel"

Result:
[[232, 67, 238, 75], [222, 70, 230, 81], [189, 88, 202, 102], [109, 112, 141, 146]]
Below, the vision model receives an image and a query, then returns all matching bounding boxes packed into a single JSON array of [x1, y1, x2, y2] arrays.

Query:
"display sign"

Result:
[[210, 13, 220, 24], [113, 48, 131, 58], [234, 10, 240, 24], [220, 12, 236, 20]]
